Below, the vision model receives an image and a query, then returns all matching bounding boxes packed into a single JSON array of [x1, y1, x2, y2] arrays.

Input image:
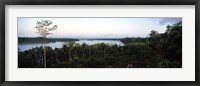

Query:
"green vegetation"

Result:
[[18, 37, 79, 44], [18, 22, 182, 68]]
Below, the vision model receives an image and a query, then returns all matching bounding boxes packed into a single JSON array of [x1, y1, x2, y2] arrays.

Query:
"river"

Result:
[[18, 40, 123, 51]]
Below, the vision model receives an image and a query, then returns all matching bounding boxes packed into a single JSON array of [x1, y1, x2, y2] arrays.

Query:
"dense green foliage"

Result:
[[18, 22, 182, 68]]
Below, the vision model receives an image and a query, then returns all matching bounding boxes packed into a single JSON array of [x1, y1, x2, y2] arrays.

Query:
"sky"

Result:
[[18, 17, 182, 38]]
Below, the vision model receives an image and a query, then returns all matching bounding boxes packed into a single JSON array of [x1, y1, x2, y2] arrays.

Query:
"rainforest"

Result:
[[18, 22, 182, 68]]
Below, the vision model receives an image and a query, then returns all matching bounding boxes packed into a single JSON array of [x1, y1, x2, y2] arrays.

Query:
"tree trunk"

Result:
[[64, 52, 66, 61], [69, 48, 71, 60], [104, 48, 106, 58], [43, 36, 46, 68], [41, 42, 44, 65], [82, 49, 84, 58], [89, 47, 91, 58], [56, 53, 57, 61], [44, 46, 46, 68]]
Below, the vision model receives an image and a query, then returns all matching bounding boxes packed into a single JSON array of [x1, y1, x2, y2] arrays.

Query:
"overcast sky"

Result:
[[18, 17, 182, 38]]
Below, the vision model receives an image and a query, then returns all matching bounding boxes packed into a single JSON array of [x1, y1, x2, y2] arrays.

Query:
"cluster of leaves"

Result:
[[35, 19, 57, 37], [18, 22, 182, 68]]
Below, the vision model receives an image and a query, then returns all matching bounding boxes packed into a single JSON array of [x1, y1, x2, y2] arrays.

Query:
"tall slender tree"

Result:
[[35, 19, 57, 68]]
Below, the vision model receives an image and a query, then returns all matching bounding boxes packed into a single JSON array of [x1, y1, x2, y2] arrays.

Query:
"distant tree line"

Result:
[[18, 37, 79, 44], [18, 22, 182, 68]]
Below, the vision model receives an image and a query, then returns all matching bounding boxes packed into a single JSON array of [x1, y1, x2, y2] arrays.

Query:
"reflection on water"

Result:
[[18, 40, 123, 51]]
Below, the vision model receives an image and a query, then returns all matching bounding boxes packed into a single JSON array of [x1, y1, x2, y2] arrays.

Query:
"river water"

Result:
[[18, 40, 123, 51]]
